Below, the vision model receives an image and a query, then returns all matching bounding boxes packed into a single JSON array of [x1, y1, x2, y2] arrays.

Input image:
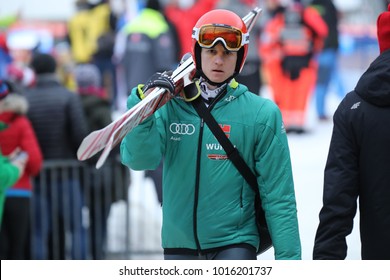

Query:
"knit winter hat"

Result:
[[0, 80, 9, 100], [377, 4, 390, 54], [74, 64, 105, 98]]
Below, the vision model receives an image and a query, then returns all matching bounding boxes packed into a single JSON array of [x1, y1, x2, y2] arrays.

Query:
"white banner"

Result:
[[1, 260, 389, 280]]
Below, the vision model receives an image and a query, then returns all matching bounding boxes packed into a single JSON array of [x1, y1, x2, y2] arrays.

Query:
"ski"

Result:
[[77, 7, 262, 168], [77, 55, 194, 162], [94, 58, 195, 168]]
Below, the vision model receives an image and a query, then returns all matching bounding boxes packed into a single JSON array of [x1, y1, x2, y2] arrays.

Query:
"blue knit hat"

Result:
[[0, 80, 9, 100]]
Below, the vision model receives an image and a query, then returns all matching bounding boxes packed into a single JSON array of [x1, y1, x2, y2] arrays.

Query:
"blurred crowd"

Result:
[[0, 0, 388, 260]]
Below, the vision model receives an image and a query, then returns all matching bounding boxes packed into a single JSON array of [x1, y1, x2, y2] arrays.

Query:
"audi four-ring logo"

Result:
[[169, 123, 195, 135]]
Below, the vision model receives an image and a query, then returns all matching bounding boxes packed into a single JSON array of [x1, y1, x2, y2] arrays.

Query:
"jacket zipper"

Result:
[[192, 88, 229, 255], [193, 118, 204, 255]]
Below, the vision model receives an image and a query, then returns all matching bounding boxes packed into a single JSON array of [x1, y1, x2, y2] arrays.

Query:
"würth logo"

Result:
[[219, 124, 231, 138]]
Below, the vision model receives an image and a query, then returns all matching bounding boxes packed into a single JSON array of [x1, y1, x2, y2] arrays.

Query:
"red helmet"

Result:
[[191, 9, 249, 78]]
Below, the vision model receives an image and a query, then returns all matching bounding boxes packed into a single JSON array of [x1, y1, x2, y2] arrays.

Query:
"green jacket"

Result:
[[121, 81, 301, 259], [0, 150, 19, 225], [0, 151, 19, 190], [0, 122, 19, 224]]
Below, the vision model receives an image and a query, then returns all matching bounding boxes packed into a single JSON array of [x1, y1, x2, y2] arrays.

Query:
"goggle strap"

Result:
[[201, 37, 234, 50], [242, 33, 249, 46]]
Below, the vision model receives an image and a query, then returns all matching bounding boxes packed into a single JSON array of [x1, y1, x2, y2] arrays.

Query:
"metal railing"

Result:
[[31, 158, 163, 259]]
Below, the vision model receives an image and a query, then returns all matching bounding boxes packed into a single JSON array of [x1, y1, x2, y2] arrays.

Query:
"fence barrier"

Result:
[[31, 158, 163, 259]]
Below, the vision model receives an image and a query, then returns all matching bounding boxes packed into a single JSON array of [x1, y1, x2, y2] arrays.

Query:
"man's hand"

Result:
[[137, 71, 176, 99]]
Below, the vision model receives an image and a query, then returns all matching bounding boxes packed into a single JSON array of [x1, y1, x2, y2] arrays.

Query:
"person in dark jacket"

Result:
[[74, 63, 130, 259], [313, 5, 390, 260], [25, 54, 88, 160], [24, 53, 89, 260], [117, 0, 179, 205], [74, 63, 112, 133], [119, 0, 178, 95]]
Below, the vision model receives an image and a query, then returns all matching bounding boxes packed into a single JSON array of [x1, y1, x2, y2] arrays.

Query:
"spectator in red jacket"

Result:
[[0, 80, 43, 259], [0, 80, 28, 228], [164, 0, 219, 57], [259, 0, 328, 133]]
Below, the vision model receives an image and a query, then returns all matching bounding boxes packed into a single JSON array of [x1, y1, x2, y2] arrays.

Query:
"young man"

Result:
[[313, 5, 390, 260], [121, 9, 301, 260]]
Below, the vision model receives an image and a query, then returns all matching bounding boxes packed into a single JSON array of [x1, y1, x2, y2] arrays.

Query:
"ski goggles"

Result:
[[192, 24, 249, 51]]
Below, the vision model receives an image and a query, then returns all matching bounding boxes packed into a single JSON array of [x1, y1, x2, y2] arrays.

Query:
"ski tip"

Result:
[[180, 52, 192, 64], [95, 156, 105, 169], [95, 161, 103, 169], [95, 147, 110, 169], [77, 146, 86, 161], [77, 140, 93, 161], [252, 7, 262, 15], [76, 130, 105, 161]]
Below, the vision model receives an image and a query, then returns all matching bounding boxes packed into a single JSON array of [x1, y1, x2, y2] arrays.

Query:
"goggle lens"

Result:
[[194, 25, 247, 51]]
